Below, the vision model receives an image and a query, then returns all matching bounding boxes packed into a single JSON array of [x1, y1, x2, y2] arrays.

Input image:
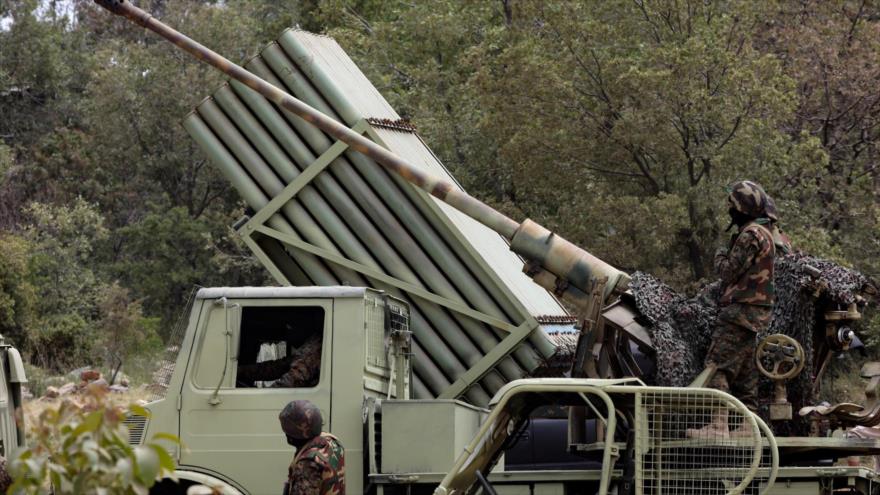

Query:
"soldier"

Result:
[[688, 180, 779, 439], [237, 333, 322, 388], [279, 400, 345, 495]]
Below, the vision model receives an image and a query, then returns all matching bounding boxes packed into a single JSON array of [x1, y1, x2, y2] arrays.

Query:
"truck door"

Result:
[[179, 298, 332, 491]]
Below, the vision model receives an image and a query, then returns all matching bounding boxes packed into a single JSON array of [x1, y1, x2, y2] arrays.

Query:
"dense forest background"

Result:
[[1, 0, 878, 385]]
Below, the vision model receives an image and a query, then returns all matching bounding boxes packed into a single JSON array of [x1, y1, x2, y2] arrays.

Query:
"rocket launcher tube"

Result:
[[94, 0, 630, 299], [511, 221, 631, 299]]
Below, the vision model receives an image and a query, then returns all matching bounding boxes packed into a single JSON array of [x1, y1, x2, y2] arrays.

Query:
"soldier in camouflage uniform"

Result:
[[279, 400, 345, 495], [688, 180, 779, 439], [237, 333, 322, 388]]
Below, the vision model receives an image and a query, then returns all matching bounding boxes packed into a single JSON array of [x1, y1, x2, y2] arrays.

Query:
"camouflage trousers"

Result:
[[705, 320, 761, 412]]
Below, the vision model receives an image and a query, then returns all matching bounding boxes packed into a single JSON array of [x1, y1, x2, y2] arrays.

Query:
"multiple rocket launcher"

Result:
[[94, 0, 633, 406]]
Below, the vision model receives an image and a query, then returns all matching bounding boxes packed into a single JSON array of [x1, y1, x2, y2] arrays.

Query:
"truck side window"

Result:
[[235, 306, 325, 388]]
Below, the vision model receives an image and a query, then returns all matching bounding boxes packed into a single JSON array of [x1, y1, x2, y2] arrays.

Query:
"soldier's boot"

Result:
[[686, 409, 729, 440]]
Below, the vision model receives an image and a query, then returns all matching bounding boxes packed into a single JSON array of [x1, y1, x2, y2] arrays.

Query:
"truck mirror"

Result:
[[5, 348, 26, 384]]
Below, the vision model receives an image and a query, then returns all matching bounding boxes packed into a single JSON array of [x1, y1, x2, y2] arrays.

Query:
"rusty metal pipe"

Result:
[[94, 0, 519, 239]]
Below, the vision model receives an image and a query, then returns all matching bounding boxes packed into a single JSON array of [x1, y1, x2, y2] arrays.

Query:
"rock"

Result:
[[119, 377, 130, 387], [80, 369, 101, 382], [44, 386, 59, 399], [57, 382, 77, 396], [92, 378, 109, 389], [109, 384, 129, 394]]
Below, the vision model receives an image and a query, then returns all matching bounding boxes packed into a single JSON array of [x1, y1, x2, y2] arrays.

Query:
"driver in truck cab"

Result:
[[236, 333, 322, 387], [279, 400, 345, 495]]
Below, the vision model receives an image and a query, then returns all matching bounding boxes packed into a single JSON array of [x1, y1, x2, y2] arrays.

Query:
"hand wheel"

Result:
[[756, 334, 805, 380]]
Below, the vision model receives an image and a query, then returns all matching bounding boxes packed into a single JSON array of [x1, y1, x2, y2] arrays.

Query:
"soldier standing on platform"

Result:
[[689, 180, 780, 439]]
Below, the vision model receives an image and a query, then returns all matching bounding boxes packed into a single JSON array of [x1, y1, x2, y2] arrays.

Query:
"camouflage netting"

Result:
[[631, 252, 874, 433]]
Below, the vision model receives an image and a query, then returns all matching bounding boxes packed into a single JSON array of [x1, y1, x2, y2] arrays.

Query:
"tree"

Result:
[[761, 1, 880, 275], [20, 199, 107, 369], [468, 1, 823, 286], [95, 283, 159, 383], [2, 0, 270, 342], [0, 233, 36, 345], [320, 1, 834, 289]]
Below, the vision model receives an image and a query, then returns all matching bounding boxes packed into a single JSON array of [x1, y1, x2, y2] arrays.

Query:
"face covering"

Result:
[[725, 207, 752, 231], [286, 434, 309, 449]]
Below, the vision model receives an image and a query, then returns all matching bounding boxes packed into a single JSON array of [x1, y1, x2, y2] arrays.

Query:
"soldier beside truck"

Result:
[[279, 400, 346, 495]]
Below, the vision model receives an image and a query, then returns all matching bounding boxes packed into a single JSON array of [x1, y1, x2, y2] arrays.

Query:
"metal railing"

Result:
[[435, 379, 779, 495]]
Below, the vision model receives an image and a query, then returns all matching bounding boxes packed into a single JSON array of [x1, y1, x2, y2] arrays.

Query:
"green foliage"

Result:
[[17, 199, 106, 370], [0, 198, 167, 374], [0, 234, 36, 341], [96, 283, 162, 376], [10, 386, 178, 494], [462, 1, 801, 285], [0, 0, 269, 371], [109, 206, 266, 333]]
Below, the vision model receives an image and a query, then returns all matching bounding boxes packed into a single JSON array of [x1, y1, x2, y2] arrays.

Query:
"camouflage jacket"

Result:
[[237, 333, 322, 387], [771, 224, 793, 254], [289, 433, 345, 495], [716, 221, 775, 307]]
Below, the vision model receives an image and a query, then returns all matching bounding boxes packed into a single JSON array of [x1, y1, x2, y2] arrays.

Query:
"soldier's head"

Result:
[[726, 180, 775, 228], [279, 400, 322, 448]]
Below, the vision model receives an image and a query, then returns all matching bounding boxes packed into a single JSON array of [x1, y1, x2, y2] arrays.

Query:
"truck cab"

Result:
[[140, 286, 412, 494]]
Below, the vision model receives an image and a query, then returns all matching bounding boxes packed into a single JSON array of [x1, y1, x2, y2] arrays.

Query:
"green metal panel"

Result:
[[381, 400, 487, 474]]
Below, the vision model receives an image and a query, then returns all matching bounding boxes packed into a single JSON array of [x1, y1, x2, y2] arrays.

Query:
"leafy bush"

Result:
[[10, 385, 178, 494]]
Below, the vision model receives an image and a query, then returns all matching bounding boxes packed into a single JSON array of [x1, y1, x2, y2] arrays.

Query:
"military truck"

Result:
[[80, 1, 880, 494]]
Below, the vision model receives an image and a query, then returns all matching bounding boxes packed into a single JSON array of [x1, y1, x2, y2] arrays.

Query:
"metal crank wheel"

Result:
[[756, 334, 805, 380]]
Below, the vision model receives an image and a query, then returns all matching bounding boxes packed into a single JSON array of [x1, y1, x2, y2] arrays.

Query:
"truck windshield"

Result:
[[145, 287, 198, 402]]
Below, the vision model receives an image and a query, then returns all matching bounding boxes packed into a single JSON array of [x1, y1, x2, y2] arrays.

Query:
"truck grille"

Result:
[[123, 414, 148, 445]]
